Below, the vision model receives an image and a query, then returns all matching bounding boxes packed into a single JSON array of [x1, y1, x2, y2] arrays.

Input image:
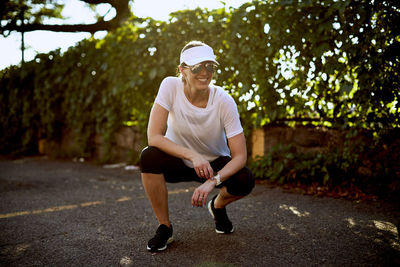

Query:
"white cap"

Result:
[[179, 45, 219, 65]]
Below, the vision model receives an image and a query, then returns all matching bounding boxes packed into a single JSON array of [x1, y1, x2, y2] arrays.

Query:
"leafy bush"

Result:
[[249, 129, 400, 199], [0, 0, 399, 162]]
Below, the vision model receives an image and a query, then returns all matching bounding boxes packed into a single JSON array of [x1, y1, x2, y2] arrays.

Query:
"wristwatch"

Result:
[[211, 173, 222, 186]]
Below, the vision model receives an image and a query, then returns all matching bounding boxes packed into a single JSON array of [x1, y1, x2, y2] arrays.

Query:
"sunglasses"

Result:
[[184, 62, 218, 74]]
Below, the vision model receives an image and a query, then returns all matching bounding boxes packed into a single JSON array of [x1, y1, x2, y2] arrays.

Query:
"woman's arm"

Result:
[[147, 103, 188, 159], [215, 133, 247, 183], [147, 103, 214, 177]]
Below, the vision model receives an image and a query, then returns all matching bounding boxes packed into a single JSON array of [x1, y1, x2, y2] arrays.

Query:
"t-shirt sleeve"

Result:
[[221, 94, 243, 139], [154, 77, 176, 111]]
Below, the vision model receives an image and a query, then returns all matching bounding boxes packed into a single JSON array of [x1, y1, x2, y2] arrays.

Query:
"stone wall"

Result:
[[93, 126, 144, 163], [251, 125, 346, 157], [39, 125, 350, 162], [39, 126, 144, 163]]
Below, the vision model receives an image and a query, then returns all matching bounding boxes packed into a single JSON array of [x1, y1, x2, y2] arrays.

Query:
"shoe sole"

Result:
[[215, 227, 234, 234], [146, 236, 174, 252], [208, 200, 234, 234]]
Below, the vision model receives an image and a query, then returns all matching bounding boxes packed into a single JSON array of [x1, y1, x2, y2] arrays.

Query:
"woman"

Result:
[[140, 40, 254, 252]]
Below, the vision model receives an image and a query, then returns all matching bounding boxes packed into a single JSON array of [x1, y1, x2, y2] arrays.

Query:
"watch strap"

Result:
[[214, 174, 222, 186]]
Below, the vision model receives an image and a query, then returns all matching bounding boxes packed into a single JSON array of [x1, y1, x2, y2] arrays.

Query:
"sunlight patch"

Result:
[[345, 218, 356, 228], [373, 220, 398, 235], [279, 204, 310, 217], [119, 256, 134, 267], [168, 187, 193, 195], [373, 220, 400, 251], [277, 223, 297, 236], [0, 243, 30, 258]]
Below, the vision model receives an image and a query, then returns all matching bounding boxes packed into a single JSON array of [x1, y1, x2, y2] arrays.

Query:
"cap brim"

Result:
[[180, 45, 219, 66]]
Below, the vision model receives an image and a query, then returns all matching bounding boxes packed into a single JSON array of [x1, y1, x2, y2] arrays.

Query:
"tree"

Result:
[[0, 0, 131, 35], [1, 0, 131, 63]]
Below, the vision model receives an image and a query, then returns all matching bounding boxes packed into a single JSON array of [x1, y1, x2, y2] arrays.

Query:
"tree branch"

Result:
[[3, 20, 115, 34], [0, 0, 130, 35]]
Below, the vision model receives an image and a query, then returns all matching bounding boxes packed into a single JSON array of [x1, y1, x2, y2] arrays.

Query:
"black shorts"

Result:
[[139, 146, 254, 196]]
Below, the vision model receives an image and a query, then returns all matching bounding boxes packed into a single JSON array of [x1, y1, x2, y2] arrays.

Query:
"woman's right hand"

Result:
[[191, 153, 214, 180]]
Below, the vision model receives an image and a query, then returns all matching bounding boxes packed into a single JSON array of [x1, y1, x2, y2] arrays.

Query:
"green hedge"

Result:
[[1, 0, 399, 163], [248, 128, 400, 199]]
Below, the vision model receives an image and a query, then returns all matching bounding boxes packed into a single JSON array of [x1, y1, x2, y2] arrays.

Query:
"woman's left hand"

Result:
[[191, 179, 216, 207]]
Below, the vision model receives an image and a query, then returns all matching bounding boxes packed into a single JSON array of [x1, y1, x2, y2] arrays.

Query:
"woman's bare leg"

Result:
[[213, 187, 243, 209], [141, 173, 171, 227]]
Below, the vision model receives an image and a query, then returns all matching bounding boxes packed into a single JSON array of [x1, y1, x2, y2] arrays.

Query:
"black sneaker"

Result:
[[147, 224, 173, 252], [208, 195, 234, 234]]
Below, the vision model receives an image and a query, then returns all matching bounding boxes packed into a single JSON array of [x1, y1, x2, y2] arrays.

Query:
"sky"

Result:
[[0, 0, 249, 70]]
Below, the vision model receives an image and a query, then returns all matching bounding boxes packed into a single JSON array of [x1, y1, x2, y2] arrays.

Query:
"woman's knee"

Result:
[[226, 166, 255, 196], [139, 146, 164, 173]]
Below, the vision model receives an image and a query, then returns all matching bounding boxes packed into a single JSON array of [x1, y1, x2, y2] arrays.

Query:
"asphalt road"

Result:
[[0, 157, 399, 267]]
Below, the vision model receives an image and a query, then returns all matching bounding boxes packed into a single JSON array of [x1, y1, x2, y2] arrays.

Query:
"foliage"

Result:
[[1, 0, 64, 36], [249, 130, 400, 199], [0, 0, 399, 164], [219, 0, 400, 133], [249, 143, 357, 186]]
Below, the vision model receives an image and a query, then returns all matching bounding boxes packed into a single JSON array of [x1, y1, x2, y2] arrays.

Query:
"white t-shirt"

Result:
[[155, 77, 243, 167]]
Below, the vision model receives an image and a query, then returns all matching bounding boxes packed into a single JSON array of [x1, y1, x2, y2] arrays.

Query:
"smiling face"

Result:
[[180, 61, 214, 91]]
